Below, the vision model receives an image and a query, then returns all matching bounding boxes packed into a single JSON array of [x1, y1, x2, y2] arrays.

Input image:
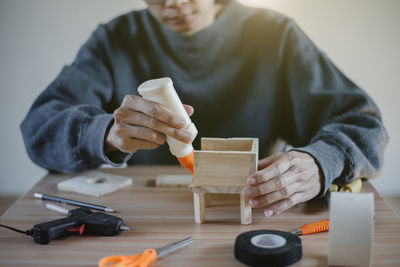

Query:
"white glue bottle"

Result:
[[138, 77, 198, 173]]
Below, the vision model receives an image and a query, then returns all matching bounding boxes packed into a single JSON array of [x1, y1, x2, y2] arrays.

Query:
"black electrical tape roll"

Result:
[[234, 230, 302, 267]]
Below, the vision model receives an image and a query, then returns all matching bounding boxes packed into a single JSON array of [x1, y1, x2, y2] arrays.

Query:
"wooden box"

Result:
[[190, 138, 258, 224]]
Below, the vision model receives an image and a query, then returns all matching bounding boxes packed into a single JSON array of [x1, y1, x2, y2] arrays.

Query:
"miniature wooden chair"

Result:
[[190, 138, 258, 224]]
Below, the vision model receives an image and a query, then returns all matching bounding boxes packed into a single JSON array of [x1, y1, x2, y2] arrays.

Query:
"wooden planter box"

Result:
[[190, 138, 258, 224]]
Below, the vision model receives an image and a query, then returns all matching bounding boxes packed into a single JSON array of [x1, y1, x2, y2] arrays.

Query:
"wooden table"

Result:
[[0, 166, 399, 266]]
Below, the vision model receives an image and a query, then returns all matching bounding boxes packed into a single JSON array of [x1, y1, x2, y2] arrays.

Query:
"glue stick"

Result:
[[138, 77, 197, 174]]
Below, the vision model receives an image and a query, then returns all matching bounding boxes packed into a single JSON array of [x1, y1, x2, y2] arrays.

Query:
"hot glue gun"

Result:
[[30, 203, 130, 244], [0, 203, 130, 245]]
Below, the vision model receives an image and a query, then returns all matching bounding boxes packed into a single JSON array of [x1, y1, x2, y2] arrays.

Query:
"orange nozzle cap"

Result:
[[177, 150, 194, 174]]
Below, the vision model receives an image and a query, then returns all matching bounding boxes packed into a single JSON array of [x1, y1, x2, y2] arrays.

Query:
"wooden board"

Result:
[[155, 174, 193, 188], [193, 138, 258, 187], [190, 185, 242, 194], [201, 138, 255, 151], [193, 151, 256, 187], [57, 171, 133, 197]]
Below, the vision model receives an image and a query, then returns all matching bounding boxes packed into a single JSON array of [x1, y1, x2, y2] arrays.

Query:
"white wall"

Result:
[[0, 0, 146, 196], [0, 0, 399, 197]]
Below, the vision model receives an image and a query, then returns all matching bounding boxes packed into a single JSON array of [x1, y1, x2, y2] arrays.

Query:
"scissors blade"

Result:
[[156, 237, 194, 258]]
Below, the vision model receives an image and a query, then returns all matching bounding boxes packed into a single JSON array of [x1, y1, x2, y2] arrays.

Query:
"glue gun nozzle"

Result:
[[119, 225, 130, 231], [105, 208, 116, 213]]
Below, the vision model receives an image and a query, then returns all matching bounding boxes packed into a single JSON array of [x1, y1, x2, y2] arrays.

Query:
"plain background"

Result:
[[0, 1, 399, 202]]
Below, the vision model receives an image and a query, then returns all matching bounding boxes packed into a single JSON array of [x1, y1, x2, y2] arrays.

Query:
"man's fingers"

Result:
[[248, 154, 293, 186], [262, 178, 321, 217], [107, 95, 197, 155], [183, 104, 194, 117], [108, 122, 163, 154], [263, 192, 303, 217], [257, 153, 282, 170], [244, 168, 295, 199], [116, 137, 160, 154], [114, 108, 192, 143], [242, 151, 323, 217], [121, 95, 186, 128], [114, 124, 166, 145], [250, 182, 302, 208]]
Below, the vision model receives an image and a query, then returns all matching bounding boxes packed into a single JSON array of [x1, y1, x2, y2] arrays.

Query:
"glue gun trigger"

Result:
[[65, 224, 86, 235]]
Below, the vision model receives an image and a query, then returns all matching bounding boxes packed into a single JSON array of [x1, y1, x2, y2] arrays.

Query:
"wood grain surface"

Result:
[[0, 166, 399, 267]]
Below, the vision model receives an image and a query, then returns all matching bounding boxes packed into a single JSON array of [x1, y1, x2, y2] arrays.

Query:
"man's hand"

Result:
[[242, 151, 322, 217], [105, 95, 194, 154]]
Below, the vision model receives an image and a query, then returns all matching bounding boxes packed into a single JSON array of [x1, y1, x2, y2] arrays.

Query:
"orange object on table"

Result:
[[291, 219, 330, 236], [99, 249, 157, 267], [98, 237, 193, 267]]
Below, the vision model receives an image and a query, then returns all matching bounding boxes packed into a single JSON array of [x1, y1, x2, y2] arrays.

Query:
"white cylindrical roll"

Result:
[[328, 192, 374, 267]]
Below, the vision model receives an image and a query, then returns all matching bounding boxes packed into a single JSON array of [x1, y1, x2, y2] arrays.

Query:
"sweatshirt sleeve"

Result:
[[20, 25, 132, 173], [278, 19, 389, 196]]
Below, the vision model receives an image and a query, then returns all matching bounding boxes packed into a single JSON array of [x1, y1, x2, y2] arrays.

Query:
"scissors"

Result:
[[98, 237, 194, 267]]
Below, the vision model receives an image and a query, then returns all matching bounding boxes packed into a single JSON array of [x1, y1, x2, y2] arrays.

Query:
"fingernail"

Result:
[[250, 199, 258, 207], [247, 177, 256, 185], [264, 209, 274, 217], [243, 188, 252, 197]]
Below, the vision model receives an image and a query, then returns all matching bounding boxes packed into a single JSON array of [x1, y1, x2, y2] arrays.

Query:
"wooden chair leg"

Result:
[[240, 193, 252, 225], [194, 192, 205, 224]]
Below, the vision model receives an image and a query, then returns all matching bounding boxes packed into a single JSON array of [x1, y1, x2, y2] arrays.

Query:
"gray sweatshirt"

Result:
[[21, 1, 388, 196]]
